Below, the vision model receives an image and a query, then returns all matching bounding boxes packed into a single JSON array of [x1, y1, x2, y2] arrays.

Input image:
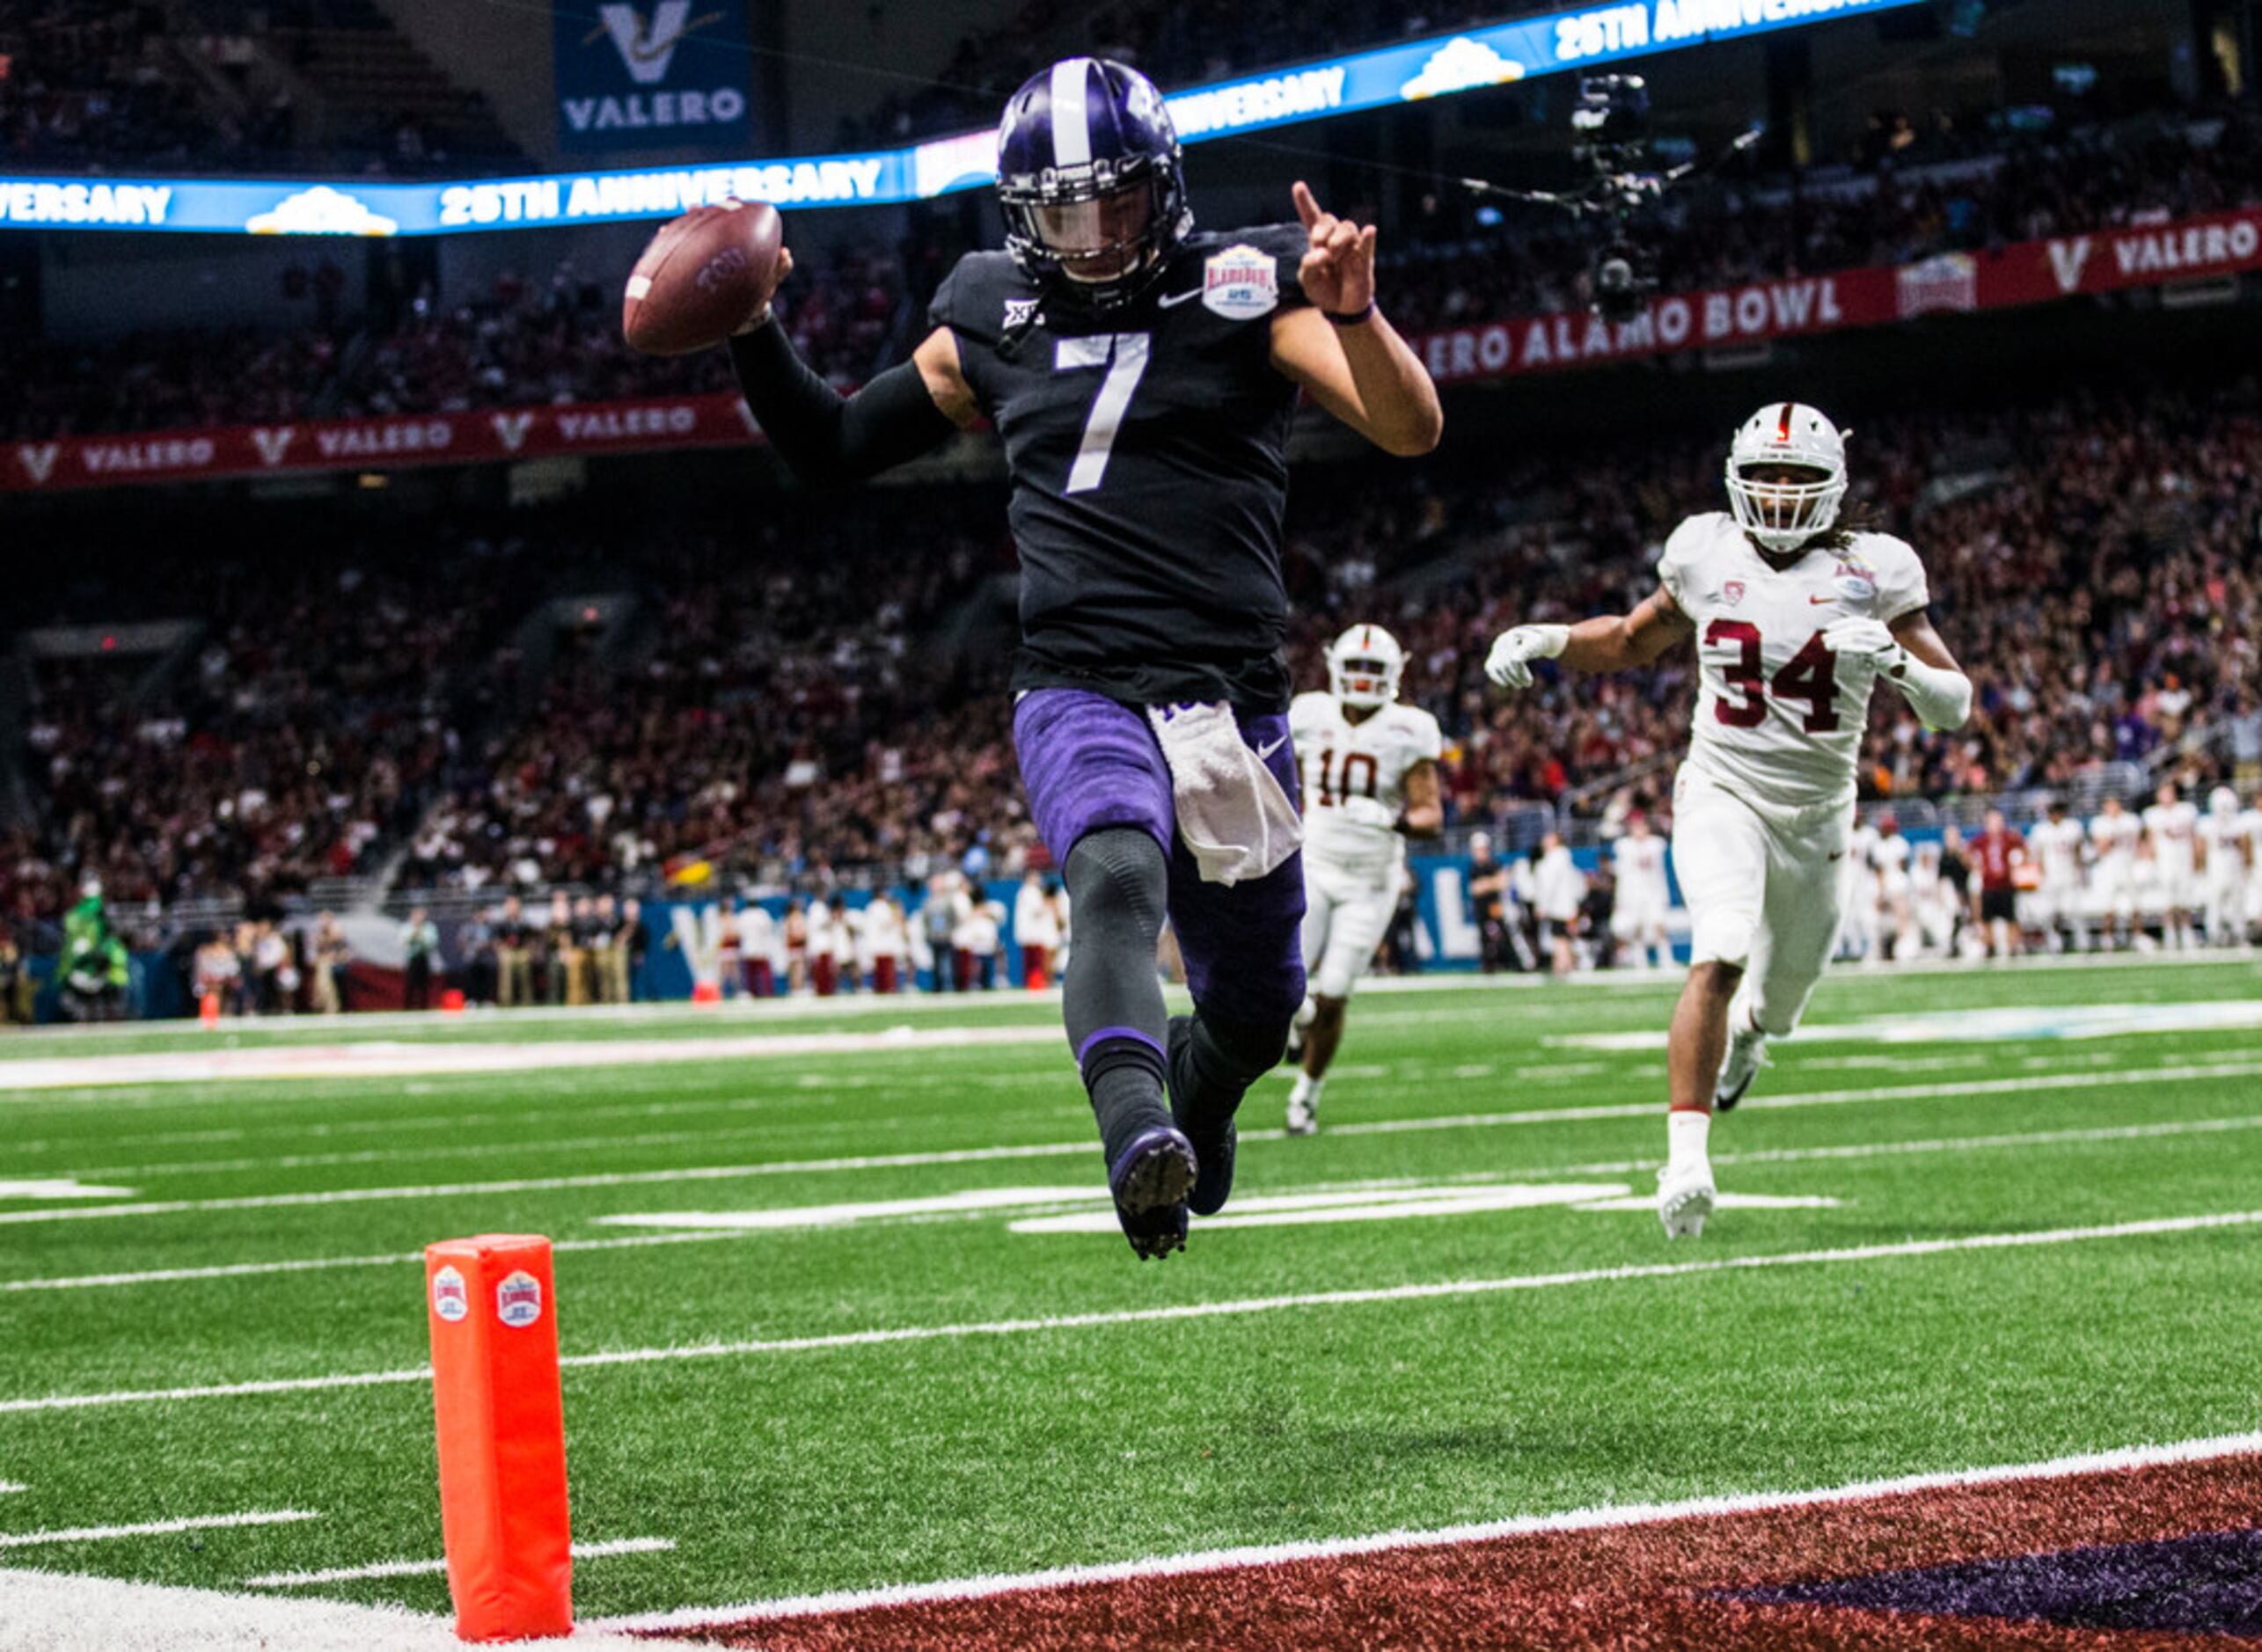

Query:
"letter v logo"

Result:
[[2046, 238, 2092, 295], [18, 443, 60, 485], [597, 2, 692, 85], [251, 428, 296, 466], [491, 412, 536, 452]]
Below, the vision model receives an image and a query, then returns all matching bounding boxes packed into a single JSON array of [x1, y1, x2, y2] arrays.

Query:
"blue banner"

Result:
[[553, 0, 754, 154], [0, 0, 1922, 236]]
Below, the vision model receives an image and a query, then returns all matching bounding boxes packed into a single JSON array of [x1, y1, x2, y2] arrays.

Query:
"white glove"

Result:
[[1337, 794, 1398, 832], [1821, 617, 1902, 667], [1485, 624, 1569, 691]]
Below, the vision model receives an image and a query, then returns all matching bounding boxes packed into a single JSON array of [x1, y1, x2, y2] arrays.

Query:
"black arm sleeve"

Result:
[[726, 319, 959, 486]]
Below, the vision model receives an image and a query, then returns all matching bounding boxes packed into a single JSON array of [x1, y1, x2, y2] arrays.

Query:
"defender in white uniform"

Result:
[[1284, 625, 1444, 1134], [2143, 780, 2200, 951], [1484, 402, 1970, 1239], [2030, 799, 2090, 953]]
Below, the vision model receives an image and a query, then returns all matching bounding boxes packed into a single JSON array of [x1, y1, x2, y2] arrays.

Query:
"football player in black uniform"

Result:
[[726, 56, 1440, 1259]]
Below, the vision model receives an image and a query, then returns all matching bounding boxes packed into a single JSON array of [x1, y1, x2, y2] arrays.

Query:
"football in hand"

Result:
[[621, 199, 785, 356]]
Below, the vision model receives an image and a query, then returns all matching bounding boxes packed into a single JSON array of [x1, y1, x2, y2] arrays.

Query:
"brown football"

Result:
[[621, 199, 784, 356]]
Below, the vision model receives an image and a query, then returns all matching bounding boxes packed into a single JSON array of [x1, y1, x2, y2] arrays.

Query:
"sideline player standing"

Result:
[[2143, 780, 2200, 951], [1283, 625, 1444, 1135], [722, 58, 1441, 1257], [1611, 813, 1673, 969], [2031, 798, 2090, 954], [1482, 403, 1970, 1238]]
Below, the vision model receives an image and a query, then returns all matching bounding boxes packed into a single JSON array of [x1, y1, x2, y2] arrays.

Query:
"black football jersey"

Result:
[[928, 224, 1312, 709]]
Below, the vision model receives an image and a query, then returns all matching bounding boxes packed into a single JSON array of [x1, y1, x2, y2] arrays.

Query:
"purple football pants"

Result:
[[1013, 688, 1307, 1027]]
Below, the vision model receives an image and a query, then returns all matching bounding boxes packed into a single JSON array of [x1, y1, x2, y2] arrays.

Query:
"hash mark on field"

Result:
[[0, 1481, 25, 1494], [13, 1056, 2260, 1228], [245, 1535, 673, 1587], [8, 1209, 2258, 1415], [0, 1509, 319, 1548]]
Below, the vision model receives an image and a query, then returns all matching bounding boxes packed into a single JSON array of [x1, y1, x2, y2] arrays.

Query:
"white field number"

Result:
[[1055, 332, 1150, 493]]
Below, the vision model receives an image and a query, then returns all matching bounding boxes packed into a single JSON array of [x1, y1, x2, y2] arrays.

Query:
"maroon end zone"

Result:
[[648, 1452, 2262, 1649]]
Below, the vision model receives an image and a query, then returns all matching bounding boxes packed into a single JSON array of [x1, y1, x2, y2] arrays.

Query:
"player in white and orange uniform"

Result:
[[1283, 625, 1444, 1134], [2143, 780, 2200, 951], [1485, 402, 1970, 1239], [1611, 813, 1673, 969]]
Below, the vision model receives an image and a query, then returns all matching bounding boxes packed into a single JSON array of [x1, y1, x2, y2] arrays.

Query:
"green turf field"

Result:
[[2, 956, 2258, 1628]]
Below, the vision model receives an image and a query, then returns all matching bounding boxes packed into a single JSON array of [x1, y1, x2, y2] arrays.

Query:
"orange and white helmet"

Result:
[[1725, 400, 1848, 552], [1328, 623, 1404, 709]]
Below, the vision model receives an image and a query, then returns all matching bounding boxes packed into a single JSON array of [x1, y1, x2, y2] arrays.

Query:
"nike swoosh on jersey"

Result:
[[1256, 735, 1288, 761], [1809, 595, 1835, 604], [1158, 289, 1203, 308]]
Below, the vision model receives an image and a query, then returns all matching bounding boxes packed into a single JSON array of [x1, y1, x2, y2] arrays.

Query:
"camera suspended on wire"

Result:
[[1463, 74, 1757, 325]]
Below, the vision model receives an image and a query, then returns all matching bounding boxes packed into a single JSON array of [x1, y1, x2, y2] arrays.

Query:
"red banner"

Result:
[[1416, 205, 2262, 385], [7, 208, 2256, 493], [3, 392, 763, 493]]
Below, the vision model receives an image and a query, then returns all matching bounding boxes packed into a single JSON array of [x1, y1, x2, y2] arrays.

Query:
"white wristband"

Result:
[[1885, 653, 1972, 730], [1529, 624, 1570, 659]]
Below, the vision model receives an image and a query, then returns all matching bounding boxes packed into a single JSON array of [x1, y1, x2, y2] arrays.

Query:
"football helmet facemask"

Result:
[[1725, 401, 1848, 553], [996, 57, 1192, 311], [1329, 624, 1405, 709]]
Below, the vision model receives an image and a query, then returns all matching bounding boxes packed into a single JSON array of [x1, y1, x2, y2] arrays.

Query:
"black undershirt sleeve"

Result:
[[726, 319, 960, 486]]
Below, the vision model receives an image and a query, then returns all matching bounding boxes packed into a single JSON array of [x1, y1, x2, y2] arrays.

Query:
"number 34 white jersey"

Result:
[[1658, 512, 1930, 809], [1290, 692, 1443, 878]]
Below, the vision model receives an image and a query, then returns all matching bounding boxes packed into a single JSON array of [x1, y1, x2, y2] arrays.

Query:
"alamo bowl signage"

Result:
[[556, 0, 753, 153]]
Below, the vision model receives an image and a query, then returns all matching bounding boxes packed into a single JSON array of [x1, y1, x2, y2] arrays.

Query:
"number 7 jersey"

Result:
[[1658, 511, 1930, 808], [928, 224, 1313, 710]]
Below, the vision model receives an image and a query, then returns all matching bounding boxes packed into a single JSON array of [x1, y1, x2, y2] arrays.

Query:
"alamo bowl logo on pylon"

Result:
[[431, 1265, 469, 1323], [1203, 245, 1279, 320], [496, 1269, 544, 1328]]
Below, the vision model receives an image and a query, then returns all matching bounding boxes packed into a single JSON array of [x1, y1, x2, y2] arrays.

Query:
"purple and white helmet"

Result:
[[996, 57, 1192, 309], [1724, 400, 1849, 553]]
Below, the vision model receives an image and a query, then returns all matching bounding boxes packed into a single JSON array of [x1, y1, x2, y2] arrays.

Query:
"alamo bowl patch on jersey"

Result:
[[1203, 245, 1280, 319]]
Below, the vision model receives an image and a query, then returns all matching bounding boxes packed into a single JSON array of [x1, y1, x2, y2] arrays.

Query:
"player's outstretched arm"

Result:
[[726, 247, 979, 486], [1399, 760, 1445, 837], [1269, 181, 1443, 457], [1486, 587, 1691, 691], [1822, 611, 1972, 730]]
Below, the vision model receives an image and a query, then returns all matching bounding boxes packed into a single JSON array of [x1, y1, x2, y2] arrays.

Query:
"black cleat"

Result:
[[1106, 1124, 1196, 1260], [1168, 1014, 1236, 1218]]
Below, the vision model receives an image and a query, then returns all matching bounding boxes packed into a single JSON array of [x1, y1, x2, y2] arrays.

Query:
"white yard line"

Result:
[[0, 1024, 1069, 1095], [4, 1207, 2254, 1416], [0, 1510, 319, 1549], [10, 1055, 2258, 1231], [0, 1566, 655, 1651], [9, 1108, 2259, 1294], [0, 1481, 24, 1494], [242, 1536, 673, 1588], [592, 1429, 2262, 1632]]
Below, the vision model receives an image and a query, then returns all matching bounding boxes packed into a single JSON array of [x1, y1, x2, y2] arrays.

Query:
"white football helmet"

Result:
[[1725, 401, 1848, 552], [1328, 624, 1404, 709]]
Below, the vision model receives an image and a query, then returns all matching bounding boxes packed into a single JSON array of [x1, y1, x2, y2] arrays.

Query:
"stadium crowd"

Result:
[[10, 372, 2256, 934], [3, 102, 2253, 440]]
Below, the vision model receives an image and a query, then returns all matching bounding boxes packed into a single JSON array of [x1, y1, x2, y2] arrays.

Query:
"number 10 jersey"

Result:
[[1657, 511, 1930, 809], [928, 224, 1312, 711]]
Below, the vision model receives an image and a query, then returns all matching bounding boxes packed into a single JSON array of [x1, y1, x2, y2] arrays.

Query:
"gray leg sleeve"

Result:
[[1063, 828, 1172, 1163]]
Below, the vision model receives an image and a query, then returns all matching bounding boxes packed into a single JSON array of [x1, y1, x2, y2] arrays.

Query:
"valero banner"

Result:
[[554, 0, 754, 154]]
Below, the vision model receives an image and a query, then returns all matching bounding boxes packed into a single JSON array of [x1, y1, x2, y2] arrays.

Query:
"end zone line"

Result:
[[590, 1430, 2262, 1632], [0, 1509, 320, 1549], [245, 1536, 673, 1588], [5, 1207, 2258, 1417], [11, 1056, 2260, 1229]]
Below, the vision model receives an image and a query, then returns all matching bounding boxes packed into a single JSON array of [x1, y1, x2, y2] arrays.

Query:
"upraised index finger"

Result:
[[1292, 179, 1322, 230]]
